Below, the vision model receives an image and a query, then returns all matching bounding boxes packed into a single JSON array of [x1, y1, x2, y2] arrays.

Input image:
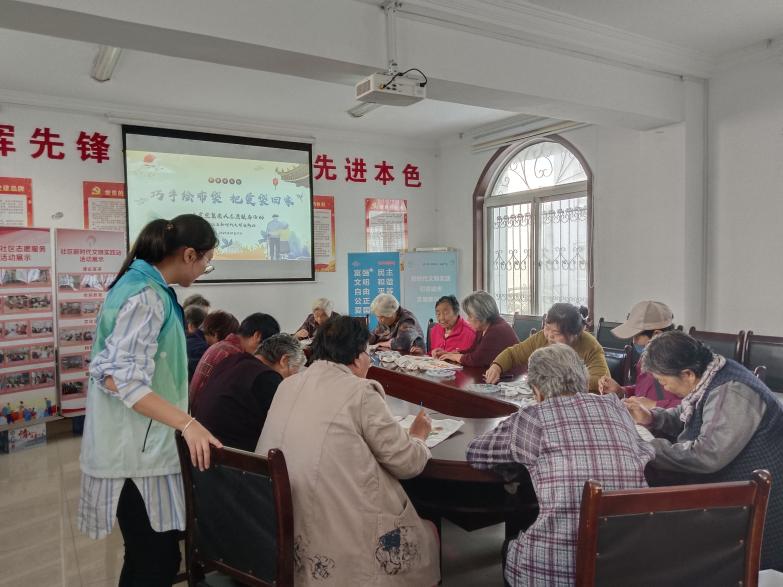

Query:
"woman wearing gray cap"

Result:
[[598, 300, 681, 409]]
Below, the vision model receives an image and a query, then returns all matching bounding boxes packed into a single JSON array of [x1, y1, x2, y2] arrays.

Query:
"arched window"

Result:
[[472, 137, 593, 317]]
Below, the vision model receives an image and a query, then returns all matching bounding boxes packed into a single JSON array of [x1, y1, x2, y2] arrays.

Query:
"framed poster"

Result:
[[55, 229, 125, 416], [365, 198, 407, 252], [0, 177, 33, 227], [83, 181, 127, 232], [0, 227, 57, 429], [313, 195, 336, 272]]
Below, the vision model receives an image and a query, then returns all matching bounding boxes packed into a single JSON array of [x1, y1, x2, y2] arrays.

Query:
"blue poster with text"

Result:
[[401, 251, 459, 332], [347, 252, 401, 329]]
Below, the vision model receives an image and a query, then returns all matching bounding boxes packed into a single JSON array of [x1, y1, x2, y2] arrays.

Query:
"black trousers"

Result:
[[116, 479, 181, 587]]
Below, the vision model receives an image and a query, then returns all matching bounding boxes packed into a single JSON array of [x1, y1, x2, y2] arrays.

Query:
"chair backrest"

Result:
[[426, 318, 435, 353], [595, 318, 628, 350], [688, 327, 745, 362], [744, 331, 783, 393], [512, 313, 543, 341], [603, 345, 633, 386], [575, 470, 771, 587], [176, 435, 294, 587]]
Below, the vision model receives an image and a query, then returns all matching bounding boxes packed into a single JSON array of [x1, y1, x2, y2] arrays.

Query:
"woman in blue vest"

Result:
[[626, 330, 783, 570], [78, 214, 222, 586]]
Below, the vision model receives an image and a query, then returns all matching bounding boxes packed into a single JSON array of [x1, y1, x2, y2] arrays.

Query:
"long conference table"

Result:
[[367, 356, 538, 537]]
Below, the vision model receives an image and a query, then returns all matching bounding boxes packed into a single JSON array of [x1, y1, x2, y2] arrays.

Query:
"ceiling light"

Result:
[[347, 102, 382, 118], [91, 46, 122, 82]]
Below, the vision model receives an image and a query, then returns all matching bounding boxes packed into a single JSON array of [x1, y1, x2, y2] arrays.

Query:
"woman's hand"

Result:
[[409, 346, 425, 356], [627, 396, 657, 410], [441, 352, 462, 364], [294, 329, 309, 340], [432, 348, 445, 358], [484, 363, 502, 384], [598, 375, 622, 395], [376, 340, 392, 349], [623, 398, 653, 427], [182, 419, 223, 471], [409, 409, 432, 441]]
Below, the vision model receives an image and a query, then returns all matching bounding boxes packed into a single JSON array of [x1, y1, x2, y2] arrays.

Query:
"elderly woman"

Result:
[[429, 295, 476, 358], [440, 291, 519, 371], [468, 344, 654, 586], [294, 297, 337, 340], [368, 293, 426, 353], [257, 316, 439, 585], [484, 303, 609, 392], [626, 330, 783, 571], [193, 333, 305, 452]]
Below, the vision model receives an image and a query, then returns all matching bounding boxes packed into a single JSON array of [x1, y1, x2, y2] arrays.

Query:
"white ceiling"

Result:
[[0, 29, 515, 142], [519, 0, 783, 56]]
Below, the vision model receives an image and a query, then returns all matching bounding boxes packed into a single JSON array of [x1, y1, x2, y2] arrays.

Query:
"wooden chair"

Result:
[[603, 344, 633, 387], [688, 327, 745, 362], [595, 318, 629, 351], [512, 313, 543, 341], [744, 331, 783, 393], [575, 470, 771, 587], [176, 435, 294, 587]]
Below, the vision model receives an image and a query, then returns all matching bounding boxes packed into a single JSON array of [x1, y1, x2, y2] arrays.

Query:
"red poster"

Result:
[[0, 177, 33, 227], [313, 195, 336, 272], [365, 198, 408, 253], [82, 181, 126, 232], [55, 229, 125, 416], [0, 227, 57, 429]]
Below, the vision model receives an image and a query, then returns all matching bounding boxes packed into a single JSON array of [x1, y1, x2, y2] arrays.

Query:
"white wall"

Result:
[[435, 123, 701, 326], [707, 58, 783, 334], [0, 104, 440, 332]]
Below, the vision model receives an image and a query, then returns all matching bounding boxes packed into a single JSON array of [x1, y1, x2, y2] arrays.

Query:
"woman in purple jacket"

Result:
[[441, 290, 520, 374]]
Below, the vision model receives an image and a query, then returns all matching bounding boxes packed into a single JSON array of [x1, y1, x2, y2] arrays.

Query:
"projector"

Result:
[[355, 72, 426, 106]]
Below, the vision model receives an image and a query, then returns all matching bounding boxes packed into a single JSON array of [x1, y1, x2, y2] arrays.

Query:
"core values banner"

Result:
[[55, 229, 125, 416], [347, 252, 400, 330]]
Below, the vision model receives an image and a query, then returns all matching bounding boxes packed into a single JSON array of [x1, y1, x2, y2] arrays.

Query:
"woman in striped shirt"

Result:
[[78, 215, 222, 586]]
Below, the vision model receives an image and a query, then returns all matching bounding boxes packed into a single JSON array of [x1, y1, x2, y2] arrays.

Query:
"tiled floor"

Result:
[[0, 423, 506, 586]]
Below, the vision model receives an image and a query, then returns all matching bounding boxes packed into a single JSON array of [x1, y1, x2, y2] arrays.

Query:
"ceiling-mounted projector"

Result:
[[355, 72, 426, 106]]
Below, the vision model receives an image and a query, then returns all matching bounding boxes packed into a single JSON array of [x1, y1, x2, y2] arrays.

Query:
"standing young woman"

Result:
[[78, 215, 222, 586]]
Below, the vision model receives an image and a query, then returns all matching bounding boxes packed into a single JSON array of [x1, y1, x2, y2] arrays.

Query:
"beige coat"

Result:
[[256, 360, 440, 586]]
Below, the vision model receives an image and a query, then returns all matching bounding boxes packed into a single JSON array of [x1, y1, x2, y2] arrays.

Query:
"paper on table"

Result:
[[635, 424, 654, 442], [396, 415, 464, 448]]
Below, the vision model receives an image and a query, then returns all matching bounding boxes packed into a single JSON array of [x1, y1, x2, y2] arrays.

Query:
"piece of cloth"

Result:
[[429, 316, 477, 355], [189, 333, 243, 409], [460, 317, 520, 372], [256, 360, 440, 586], [648, 359, 783, 570], [78, 473, 186, 540], [493, 330, 609, 392], [467, 393, 654, 586], [186, 329, 208, 382], [192, 352, 283, 452], [116, 479, 182, 587], [623, 361, 681, 408], [369, 307, 426, 352]]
